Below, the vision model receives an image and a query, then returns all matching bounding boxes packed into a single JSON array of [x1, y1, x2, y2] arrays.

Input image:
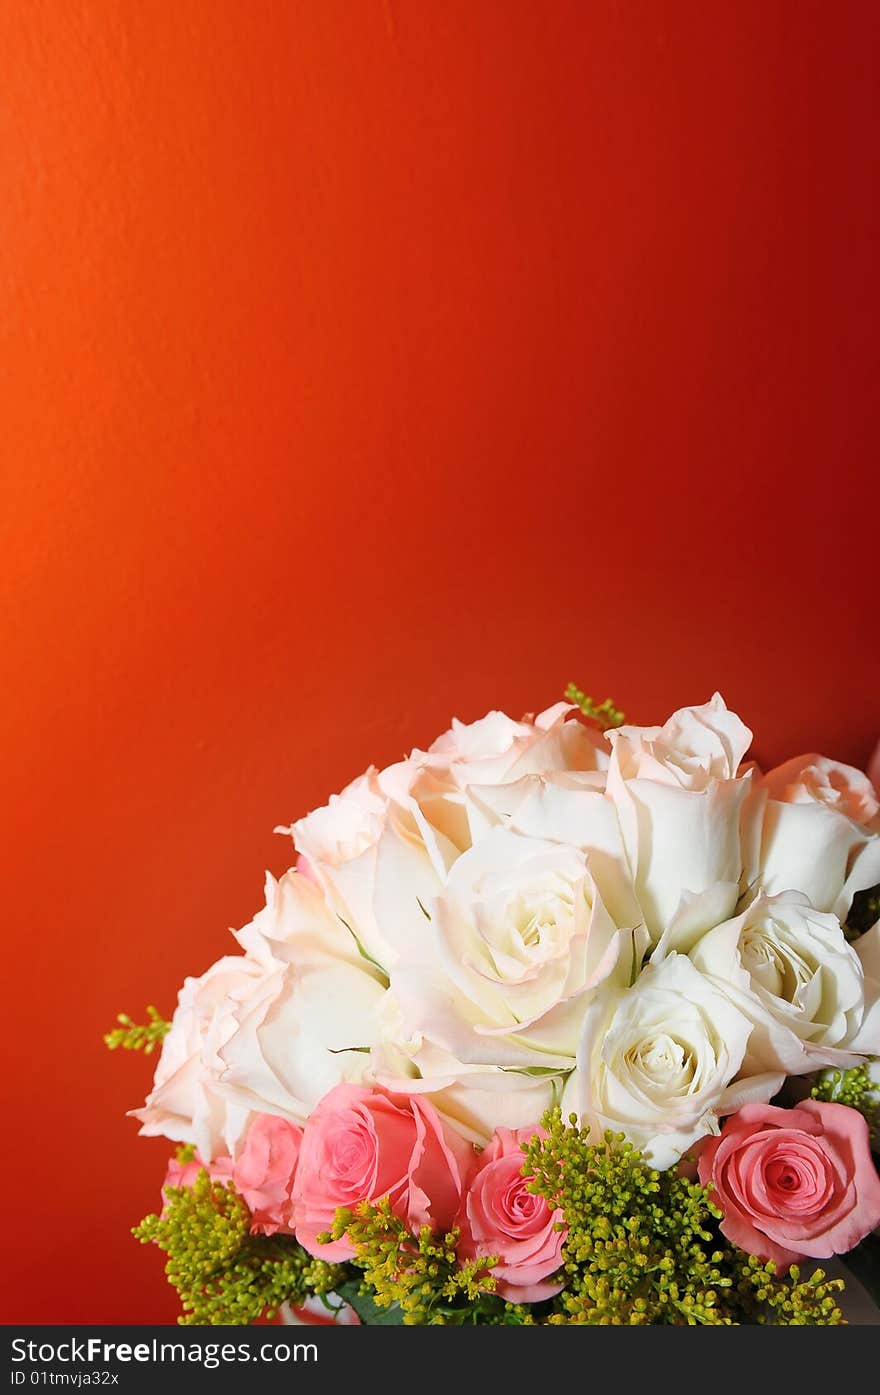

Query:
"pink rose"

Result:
[[763, 753, 879, 825], [698, 1100, 880, 1268], [232, 1114, 304, 1236], [293, 1084, 474, 1260], [458, 1127, 565, 1302], [162, 1152, 233, 1200]]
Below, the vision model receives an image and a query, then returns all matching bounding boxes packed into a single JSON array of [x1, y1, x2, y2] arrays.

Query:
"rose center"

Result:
[[626, 1033, 695, 1092], [741, 924, 814, 1006], [328, 1128, 372, 1182], [479, 881, 577, 983]]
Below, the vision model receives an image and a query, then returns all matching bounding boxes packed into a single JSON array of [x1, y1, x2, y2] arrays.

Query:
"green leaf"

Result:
[[335, 1280, 406, 1325], [337, 916, 390, 985]]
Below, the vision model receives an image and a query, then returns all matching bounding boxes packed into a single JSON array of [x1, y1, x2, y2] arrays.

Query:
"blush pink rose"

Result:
[[162, 1152, 233, 1200], [232, 1114, 304, 1236], [295, 852, 319, 883], [293, 1084, 474, 1261], [458, 1127, 565, 1302], [869, 740, 880, 800], [698, 1100, 880, 1268]]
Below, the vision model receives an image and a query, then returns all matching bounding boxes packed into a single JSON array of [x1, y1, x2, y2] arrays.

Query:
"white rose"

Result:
[[132, 955, 266, 1160], [563, 952, 758, 1168], [609, 694, 752, 787], [373, 998, 562, 1144], [849, 921, 880, 1054], [687, 890, 868, 1076], [758, 757, 880, 920], [283, 764, 441, 969], [605, 694, 757, 940], [215, 870, 388, 1124], [461, 770, 641, 929], [281, 705, 608, 971], [235, 864, 380, 968], [369, 705, 605, 882], [387, 827, 637, 1072]]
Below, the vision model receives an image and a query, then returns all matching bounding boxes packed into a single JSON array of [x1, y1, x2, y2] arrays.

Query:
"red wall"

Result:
[[1, 2, 877, 1323]]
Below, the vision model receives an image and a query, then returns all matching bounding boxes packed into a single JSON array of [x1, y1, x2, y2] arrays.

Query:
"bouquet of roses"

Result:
[[107, 688, 880, 1325]]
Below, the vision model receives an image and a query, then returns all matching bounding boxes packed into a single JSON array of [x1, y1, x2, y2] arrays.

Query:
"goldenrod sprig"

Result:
[[135, 1169, 342, 1325], [327, 1199, 529, 1325], [104, 1005, 171, 1054], [522, 1109, 845, 1325], [812, 1062, 879, 1144], [564, 683, 625, 729]]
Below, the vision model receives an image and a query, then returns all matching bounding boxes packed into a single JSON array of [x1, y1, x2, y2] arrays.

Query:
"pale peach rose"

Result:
[[758, 752, 880, 921], [762, 753, 879, 825], [422, 702, 608, 787], [132, 955, 267, 1160]]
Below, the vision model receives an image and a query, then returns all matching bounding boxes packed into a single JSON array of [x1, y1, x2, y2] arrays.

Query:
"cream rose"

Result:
[[564, 952, 757, 1168], [215, 870, 388, 1125], [372, 996, 563, 1145], [281, 765, 441, 970], [688, 890, 869, 1076], [386, 827, 636, 1072], [283, 704, 609, 970], [461, 770, 641, 930], [605, 694, 757, 940], [135, 870, 388, 1154]]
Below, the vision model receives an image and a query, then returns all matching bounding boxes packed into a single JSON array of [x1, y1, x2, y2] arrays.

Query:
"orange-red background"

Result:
[[1, 1, 878, 1323]]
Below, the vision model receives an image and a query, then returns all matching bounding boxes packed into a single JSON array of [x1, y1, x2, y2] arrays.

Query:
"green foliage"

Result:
[[326, 1198, 534, 1325], [811, 1062, 879, 1144], [521, 1110, 845, 1325], [564, 682, 625, 730], [104, 1005, 171, 1054], [134, 1169, 342, 1325], [846, 882, 880, 940], [136, 1123, 852, 1325]]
